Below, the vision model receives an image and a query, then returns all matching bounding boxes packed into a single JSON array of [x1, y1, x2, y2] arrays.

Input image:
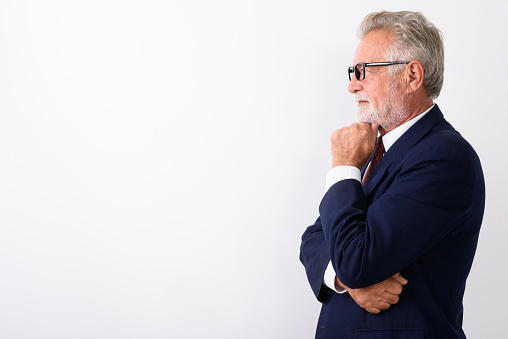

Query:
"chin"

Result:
[[356, 108, 377, 125], [356, 101, 407, 131]]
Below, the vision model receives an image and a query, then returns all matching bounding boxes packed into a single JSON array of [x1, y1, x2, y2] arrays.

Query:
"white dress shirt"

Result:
[[323, 105, 434, 293]]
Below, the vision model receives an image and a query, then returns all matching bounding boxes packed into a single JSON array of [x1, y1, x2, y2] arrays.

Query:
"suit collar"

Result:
[[362, 104, 445, 193]]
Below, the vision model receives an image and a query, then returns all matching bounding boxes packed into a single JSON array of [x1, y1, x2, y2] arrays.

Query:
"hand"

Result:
[[330, 122, 379, 168], [335, 273, 408, 314]]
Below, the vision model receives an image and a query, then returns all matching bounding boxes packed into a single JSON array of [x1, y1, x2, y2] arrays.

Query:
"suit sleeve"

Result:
[[319, 135, 481, 289], [299, 217, 334, 302]]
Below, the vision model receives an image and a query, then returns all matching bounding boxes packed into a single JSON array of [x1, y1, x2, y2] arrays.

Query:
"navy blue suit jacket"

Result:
[[300, 105, 485, 339]]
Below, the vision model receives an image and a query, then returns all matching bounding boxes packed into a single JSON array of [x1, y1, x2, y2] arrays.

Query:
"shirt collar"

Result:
[[382, 104, 435, 152]]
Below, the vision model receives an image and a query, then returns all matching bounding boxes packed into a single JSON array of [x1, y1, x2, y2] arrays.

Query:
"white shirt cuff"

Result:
[[326, 166, 361, 191], [323, 261, 347, 294]]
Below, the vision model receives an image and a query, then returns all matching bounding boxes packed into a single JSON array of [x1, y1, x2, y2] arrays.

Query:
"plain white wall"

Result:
[[0, 0, 505, 338]]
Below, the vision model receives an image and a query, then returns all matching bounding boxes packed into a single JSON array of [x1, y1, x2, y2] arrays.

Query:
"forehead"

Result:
[[353, 29, 394, 63]]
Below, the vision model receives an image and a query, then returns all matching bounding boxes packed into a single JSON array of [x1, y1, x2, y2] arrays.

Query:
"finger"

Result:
[[381, 293, 400, 305], [363, 122, 379, 144], [392, 273, 408, 285], [365, 307, 381, 315], [385, 281, 403, 295], [357, 122, 379, 144], [375, 301, 392, 311]]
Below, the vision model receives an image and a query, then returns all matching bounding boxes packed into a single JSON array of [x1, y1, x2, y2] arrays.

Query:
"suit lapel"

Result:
[[362, 105, 445, 195]]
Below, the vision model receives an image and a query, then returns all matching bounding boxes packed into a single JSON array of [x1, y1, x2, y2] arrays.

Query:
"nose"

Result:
[[348, 76, 363, 93]]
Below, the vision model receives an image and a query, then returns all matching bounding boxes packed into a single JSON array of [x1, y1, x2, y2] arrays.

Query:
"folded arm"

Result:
[[300, 218, 408, 313], [320, 138, 477, 288]]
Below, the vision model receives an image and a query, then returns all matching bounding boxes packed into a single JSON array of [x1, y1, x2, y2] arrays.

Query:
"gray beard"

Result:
[[356, 100, 407, 130], [356, 84, 408, 130]]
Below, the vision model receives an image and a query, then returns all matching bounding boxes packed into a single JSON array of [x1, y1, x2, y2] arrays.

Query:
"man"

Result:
[[300, 11, 485, 339]]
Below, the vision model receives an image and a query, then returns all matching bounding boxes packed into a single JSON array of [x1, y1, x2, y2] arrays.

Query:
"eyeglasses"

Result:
[[348, 61, 410, 81]]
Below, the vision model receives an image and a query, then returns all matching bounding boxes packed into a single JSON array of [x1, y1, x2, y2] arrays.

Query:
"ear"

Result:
[[404, 60, 425, 94]]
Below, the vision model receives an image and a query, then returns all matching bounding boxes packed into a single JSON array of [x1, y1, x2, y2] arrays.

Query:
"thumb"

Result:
[[371, 123, 380, 135], [392, 273, 408, 285], [371, 123, 380, 143]]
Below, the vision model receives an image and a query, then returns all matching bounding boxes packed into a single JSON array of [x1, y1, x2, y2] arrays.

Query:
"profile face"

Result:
[[348, 29, 407, 130]]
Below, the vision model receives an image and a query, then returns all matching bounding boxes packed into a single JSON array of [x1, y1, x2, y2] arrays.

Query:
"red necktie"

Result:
[[362, 137, 385, 186]]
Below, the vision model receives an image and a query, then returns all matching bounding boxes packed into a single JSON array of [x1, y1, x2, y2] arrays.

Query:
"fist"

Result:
[[336, 273, 408, 314], [331, 122, 379, 168]]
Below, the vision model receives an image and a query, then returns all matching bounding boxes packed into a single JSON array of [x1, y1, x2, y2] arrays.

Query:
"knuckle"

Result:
[[388, 295, 399, 304]]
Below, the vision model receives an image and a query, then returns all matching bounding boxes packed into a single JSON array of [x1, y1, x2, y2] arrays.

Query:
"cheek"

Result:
[[368, 93, 382, 109], [368, 86, 390, 108]]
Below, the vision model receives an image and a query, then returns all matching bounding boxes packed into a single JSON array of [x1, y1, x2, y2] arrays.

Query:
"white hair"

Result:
[[357, 11, 445, 99]]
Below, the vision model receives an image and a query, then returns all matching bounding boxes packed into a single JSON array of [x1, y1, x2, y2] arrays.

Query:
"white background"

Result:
[[0, 0, 505, 338]]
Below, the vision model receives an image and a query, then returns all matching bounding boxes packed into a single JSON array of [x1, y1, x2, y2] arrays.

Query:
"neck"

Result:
[[380, 96, 434, 135]]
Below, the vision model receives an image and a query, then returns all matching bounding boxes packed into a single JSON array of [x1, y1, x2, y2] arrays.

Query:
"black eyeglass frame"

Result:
[[348, 61, 410, 81]]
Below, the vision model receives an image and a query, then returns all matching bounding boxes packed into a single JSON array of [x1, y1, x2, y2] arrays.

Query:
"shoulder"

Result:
[[398, 120, 483, 190], [415, 121, 480, 165]]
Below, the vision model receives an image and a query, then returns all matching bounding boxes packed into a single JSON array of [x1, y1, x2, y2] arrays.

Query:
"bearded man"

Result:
[[300, 11, 485, 339]]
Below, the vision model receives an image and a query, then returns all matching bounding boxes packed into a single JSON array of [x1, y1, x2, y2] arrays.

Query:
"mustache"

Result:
[[355, 93, 370, 102]]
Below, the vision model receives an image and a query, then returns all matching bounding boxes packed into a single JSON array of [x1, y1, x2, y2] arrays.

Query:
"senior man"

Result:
[[300, 11, 485, 339]]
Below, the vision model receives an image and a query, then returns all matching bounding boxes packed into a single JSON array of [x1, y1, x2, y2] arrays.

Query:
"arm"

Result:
[[300, 122, 407, 308], [300, 217, 334, 302], [321, 135, 478, 288], [300, 217, 408, 313]]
